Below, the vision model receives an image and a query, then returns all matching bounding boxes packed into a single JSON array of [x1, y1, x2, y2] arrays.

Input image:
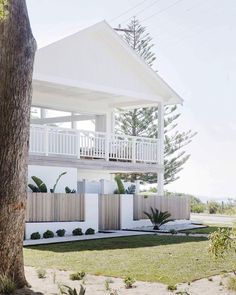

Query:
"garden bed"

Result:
[[17, 266, 234, 295]]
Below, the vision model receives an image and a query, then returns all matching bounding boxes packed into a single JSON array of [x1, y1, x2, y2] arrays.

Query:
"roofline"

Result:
[[37, 20, 183, 105], [100, 20, 183, 105]]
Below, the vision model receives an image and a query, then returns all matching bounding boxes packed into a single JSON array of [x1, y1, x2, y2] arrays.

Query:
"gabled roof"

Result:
[[33, 21, 183, 113]]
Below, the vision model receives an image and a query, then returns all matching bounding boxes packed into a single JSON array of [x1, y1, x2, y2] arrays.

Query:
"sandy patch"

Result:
[[15, 267, 235, 295]]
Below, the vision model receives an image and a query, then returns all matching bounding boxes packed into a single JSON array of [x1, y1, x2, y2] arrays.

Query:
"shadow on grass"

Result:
[[26, 234, 207, 253]]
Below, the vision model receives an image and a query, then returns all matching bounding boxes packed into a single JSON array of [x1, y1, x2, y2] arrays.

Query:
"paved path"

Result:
[[23, 230, 154, 246], [191, 213, 236, 226]]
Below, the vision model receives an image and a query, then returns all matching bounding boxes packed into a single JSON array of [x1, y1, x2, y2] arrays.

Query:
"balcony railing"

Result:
[[30, 125, 159, 164]]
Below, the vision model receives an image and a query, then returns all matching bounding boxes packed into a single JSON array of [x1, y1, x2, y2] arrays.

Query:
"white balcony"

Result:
[[30, 125, 160, 165]]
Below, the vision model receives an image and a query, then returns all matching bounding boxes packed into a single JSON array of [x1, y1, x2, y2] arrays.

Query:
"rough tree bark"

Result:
[[0, 0, 36, 288]]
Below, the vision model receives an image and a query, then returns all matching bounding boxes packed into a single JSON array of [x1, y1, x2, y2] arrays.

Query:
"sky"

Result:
[[26, 0, 236, 201]]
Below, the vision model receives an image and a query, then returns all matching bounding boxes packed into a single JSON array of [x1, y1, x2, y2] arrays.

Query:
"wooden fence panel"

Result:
[[133, 195, 190, 220], [99, 195, 120, 230], [26, 193, 85, 222]]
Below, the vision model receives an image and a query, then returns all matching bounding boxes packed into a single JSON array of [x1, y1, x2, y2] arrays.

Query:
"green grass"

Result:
[[24, 235, 236, 285], [180, 226, 231, 235]]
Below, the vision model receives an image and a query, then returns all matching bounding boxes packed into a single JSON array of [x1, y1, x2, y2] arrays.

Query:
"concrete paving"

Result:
[[129, 219, 206, 233], [191, 213, 236, 226], [24, 220, 207, 246]]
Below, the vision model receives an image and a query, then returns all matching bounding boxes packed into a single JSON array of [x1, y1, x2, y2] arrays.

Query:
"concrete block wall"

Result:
[[120, 194, 151, 229]]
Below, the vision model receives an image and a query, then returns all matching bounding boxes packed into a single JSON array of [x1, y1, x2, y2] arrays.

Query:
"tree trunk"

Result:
[[0, 0, 36, 288]]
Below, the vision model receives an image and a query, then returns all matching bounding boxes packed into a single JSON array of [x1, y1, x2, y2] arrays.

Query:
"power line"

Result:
[[143, 0, 206, 27], [140, 0, 185, 23], [120, 0, 162, 25], [145, 0, 210, 48], [109, 0, 150, 22]]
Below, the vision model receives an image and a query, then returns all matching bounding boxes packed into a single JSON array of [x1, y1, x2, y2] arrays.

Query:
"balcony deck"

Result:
[[29, 125, 162, 172]]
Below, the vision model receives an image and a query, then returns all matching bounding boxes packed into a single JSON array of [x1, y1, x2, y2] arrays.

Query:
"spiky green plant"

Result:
[[28, 176, 48, 192], [28, 172, 67, 193], [143, 207, 173, 230], [50, 172, 67, 193], [60, 285, 86, 295], [114, 175, 125, 194]]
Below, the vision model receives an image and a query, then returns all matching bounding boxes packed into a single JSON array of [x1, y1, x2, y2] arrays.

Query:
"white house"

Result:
[[29, 21, 183, 196]]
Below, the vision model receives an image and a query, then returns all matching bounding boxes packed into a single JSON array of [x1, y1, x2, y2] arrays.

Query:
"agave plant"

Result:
[[60, 285, 86, 295], [143, 207, 173, 230]]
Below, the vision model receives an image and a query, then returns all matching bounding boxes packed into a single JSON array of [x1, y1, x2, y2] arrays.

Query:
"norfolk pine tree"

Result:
[[116, 17, 196, 185]]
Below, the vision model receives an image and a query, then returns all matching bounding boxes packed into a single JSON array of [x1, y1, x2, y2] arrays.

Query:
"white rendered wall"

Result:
[[28, 165, 77, 193], [25, 194, 99, 240], [120, 194, 151, 229], [77, 169, 113, 182]]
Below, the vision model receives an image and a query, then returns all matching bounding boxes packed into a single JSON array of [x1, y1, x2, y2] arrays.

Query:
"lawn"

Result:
[[24, 235, 236, 285]]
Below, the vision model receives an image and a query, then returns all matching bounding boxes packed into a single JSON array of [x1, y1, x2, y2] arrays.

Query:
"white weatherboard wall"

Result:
[[120, 195, 151, 229], [28, 165, 77, 193], [25, 194, 98, 240]]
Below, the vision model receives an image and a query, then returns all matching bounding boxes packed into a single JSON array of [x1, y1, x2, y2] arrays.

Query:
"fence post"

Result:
[[135, 180, 140, 194], [45, 126, 49, 156], [100, 179, 105, 195]]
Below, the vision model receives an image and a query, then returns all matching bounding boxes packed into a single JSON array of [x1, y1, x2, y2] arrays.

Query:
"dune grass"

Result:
[[24, 235, 236, 285]]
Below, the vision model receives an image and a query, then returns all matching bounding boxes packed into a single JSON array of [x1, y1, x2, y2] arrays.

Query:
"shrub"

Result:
[[30, 232, 41, 240], [37, 268, 47, 279], [72, 228, 83, 236], [169, 229, 177, 235], [123, 276, 135, 288], [0, 274, 16, 294], [56, 229, 66, 237], [143, 207, 173, 230], [65, 186, 76, 193], [209, 228, 233, 258], [191, 203, 205, 213], [167, 284, 177, 291], [114, 175, 125, 194], [227, 275, 236, 291], [208, 201, 220, 214], [85, 228, 95, 235], [70, 271, 86, 281], [190, 196, 206, 213], [43, 230, 54, 239]]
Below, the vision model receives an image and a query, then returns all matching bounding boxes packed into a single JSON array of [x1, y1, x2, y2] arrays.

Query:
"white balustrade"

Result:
[[30, 125, 159, 164]]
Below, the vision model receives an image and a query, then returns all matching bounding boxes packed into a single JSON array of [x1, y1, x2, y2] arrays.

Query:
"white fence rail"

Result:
[[30, 125, 159, 164]]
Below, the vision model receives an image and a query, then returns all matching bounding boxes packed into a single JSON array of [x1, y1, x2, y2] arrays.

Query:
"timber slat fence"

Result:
[[99, 194, 120, 230], [133, 194, 190, 220], [26, 193, 85, 222]]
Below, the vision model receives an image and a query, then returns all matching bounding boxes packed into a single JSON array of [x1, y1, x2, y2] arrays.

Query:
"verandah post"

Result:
[[157, 102, 164, 196]]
